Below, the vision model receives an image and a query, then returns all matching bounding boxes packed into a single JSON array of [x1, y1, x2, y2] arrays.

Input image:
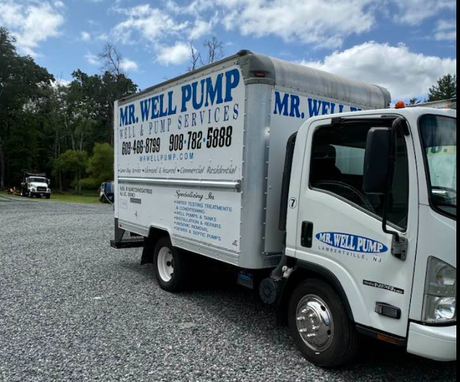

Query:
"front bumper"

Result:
[[407, 322, 456, 362]]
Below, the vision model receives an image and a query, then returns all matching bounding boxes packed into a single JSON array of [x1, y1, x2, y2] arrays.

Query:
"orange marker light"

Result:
[[395, 101, 406, 109]]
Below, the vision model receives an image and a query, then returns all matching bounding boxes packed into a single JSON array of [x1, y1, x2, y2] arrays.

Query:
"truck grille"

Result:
[[37, 187, 47, 192]]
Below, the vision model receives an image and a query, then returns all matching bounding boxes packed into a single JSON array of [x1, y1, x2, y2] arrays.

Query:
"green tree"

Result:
[[0, 27, 54, 189], [54, 150, 88, 194], [0, 28, 138, 190], [428, 74, 457, 101], [85, 142, 114, 187], [408, 97, 422, 105], [99, 70, 138, 145]]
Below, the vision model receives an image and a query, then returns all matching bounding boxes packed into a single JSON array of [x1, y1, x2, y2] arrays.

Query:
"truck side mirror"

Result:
[[363, 125, 407, 261], [363, 127, 396, 195]]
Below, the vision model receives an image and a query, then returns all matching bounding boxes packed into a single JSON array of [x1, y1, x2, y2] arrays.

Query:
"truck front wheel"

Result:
[[153, 237, 188, 292], [288, 279, 359, 368]]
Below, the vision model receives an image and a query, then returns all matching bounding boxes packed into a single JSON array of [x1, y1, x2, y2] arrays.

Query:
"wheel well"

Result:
[[141, 227, 170, 265], [277, 262, 354, 326]]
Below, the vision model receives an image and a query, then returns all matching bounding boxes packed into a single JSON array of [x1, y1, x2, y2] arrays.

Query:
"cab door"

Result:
[[293, 116, 419, 338]]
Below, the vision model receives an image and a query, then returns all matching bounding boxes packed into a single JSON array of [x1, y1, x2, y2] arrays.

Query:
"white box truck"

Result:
[[112, 50, 456, 367]]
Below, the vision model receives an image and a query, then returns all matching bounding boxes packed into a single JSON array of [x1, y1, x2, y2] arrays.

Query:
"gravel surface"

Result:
[[0, 198, 457, 382]]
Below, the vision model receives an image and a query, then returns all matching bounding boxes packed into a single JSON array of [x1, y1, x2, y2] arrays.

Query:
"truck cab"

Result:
[[283, 107, 456, 366]]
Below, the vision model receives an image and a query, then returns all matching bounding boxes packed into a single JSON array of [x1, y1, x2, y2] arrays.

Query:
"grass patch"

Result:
[[46, 191, 101, 204], [0, 190, 102, 204]]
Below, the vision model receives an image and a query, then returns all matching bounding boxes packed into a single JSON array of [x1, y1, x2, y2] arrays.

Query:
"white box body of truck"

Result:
[[114, 51, 389, 269]]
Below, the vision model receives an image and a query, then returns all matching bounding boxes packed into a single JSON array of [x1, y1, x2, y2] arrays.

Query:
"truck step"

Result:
[[110, 237, 144, 249]]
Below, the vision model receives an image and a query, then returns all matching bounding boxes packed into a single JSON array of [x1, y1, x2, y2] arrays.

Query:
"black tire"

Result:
[[28, 192, 33, 198], [153, 236, 188, 292], [288, 279, 359, 368], [46, 195, 51, 199]]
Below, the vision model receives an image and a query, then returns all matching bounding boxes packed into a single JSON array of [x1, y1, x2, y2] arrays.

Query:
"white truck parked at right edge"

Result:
[[111, 51, 456, 367]]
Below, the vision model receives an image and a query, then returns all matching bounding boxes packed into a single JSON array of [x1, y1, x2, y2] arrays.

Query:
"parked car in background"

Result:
[[99, 181, 114, 203]]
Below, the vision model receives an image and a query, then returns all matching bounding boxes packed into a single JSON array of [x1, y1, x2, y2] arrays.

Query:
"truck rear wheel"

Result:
[[288, 279, 359, 368], [153, 237, 188, 292]]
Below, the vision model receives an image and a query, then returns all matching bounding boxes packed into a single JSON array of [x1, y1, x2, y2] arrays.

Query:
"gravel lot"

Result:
[[0, 198, 457, 382]]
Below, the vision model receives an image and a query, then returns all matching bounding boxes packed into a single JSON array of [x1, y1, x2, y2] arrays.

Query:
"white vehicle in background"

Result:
[[20, 172, 51, 199], [111, 50, 456, 367]]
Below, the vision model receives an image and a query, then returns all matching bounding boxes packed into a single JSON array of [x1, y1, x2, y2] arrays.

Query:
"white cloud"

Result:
[[81, 31, 91, 41], [112, 4, 188, 44], [156, 42, 190, 65], [389, 0, 456, 26], [434, 20, 457, 41], [299, 42, 457, 100], [84, 52, 100, 65], [120, 58, 139, 72], [219, 0, 376, 48], [168, 0, 215, 16], [0, 1, 65, 56], [189, 16, 216, 40], [163, 0, 457, 49], [51, 78, 71, 88], [97, 33, 109, 41], [112, 0, 457, 54], [115, 0, 375, 50], [168, 0, 375, 49]]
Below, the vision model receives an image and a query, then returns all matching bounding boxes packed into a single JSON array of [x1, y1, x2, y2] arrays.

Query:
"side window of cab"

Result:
[[309, 123, 410, 231]]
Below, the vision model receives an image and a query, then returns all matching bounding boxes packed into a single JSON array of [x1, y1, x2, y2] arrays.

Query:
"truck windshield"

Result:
[[29, 177, 46, 183], [420, 115, 457, 219]]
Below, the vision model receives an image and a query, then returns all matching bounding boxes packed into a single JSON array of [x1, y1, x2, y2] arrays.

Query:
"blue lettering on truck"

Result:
[[273, 91, 362, 119], [316, 232, 388, 254], [119, 68, 241, 127]]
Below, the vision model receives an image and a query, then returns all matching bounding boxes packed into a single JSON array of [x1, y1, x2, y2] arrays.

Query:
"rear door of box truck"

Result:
[[114, 58, 246, 266]]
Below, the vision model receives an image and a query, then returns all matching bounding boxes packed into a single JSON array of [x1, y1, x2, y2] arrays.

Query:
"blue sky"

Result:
[[0, 0, 456, 101]]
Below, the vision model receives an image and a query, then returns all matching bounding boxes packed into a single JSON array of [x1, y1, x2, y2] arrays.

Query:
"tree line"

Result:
[[0, 26, 456, 193], [0, 27, 137, 192]]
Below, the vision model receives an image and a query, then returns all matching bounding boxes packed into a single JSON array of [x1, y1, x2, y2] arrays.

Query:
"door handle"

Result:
[[301, 221, 314, 248]]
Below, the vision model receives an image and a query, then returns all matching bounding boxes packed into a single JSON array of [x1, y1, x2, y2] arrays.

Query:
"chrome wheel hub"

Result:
[[295, 295, 334, 352], [157, 247, 174, 282]]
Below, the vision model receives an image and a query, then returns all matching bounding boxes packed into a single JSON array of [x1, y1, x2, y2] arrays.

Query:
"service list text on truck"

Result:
[[111, 50, 456, 367]]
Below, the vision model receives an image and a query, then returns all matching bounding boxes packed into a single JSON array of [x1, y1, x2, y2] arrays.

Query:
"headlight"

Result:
[[423, 257, 457, 324]]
